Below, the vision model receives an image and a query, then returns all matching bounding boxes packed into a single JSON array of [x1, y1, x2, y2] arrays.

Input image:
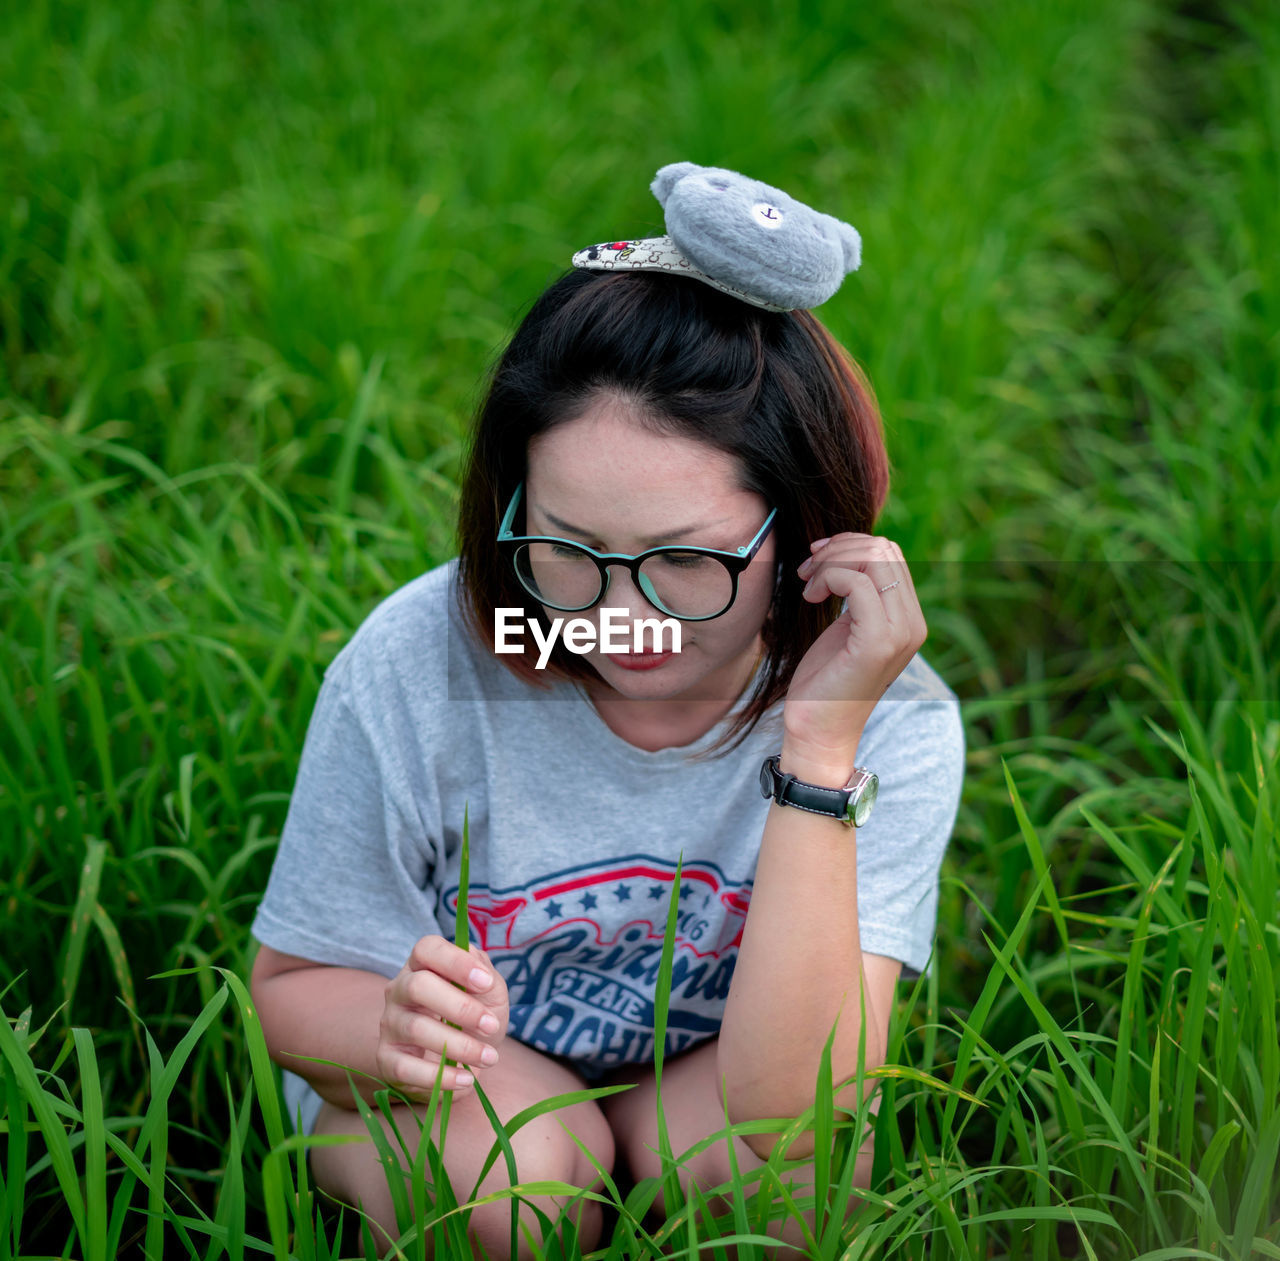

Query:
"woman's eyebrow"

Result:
[[538, 507, 732, 548]]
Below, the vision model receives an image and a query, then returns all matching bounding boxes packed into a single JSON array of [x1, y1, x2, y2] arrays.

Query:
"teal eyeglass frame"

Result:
[[496, 482, 778, 622]]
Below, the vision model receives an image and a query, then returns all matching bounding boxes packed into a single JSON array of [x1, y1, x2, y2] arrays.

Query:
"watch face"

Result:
[[852, 773, 879, 827]]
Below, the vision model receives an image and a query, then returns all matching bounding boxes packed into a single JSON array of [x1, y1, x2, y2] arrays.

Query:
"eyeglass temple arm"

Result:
[[497, 482, 525, 540], [737, 508, 778, 557]]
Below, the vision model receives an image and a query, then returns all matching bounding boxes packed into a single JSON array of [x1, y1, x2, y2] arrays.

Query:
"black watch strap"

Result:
[[758, 754, 852, 820]]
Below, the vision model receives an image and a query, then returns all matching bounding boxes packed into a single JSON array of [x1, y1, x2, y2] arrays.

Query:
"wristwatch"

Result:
[[758, 754, 878, 828]]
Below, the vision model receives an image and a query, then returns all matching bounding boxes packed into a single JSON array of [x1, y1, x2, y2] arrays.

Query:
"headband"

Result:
[[571, 161, 862, 312]]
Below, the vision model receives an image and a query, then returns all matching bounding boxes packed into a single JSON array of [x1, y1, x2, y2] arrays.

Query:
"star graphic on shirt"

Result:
[[613, 883, 632, 902], [648, 883, 665, 900], [679, 883, 693, 899], [579, 891, 598, 911], [544, 899, 563, 919]]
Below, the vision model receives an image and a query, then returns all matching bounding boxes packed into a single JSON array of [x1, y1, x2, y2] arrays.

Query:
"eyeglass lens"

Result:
[[514, 543, 737, 619]]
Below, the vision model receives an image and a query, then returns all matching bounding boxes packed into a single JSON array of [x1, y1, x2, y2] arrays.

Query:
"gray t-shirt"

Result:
[[251, 559, 965, 1136]]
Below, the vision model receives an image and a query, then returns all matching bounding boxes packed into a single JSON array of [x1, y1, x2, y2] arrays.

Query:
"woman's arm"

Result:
[[718, 532, 929, 1161], [251, 940, 511, 1109], [717, 739, 893, 1162], [251, 947, 393, 1109]]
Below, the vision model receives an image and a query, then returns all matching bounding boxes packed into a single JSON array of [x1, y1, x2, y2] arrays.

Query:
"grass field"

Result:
[[2, 0, 1278, 1256]]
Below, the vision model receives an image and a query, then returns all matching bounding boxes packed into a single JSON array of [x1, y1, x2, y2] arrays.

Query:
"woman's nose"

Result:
[[600, 562, 665, 620], [597, 566, 673, 653]]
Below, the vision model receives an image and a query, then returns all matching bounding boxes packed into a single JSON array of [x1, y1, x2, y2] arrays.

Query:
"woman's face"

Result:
[[524, 394, 778, 705]]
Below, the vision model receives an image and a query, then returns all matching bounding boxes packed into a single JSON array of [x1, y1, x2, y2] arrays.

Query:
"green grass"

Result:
[[2, 0, 1278, 1255]]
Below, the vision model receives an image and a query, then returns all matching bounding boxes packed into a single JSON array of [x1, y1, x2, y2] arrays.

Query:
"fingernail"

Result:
[[810, 538, 831, 550], [478, 1013, 499, 1034], [469, 968, 492, 989], [480, 1046, 499, 1066], [455, 1071, 474, 1086], [803, 578, 814, 596], [797, 557, 813, 577]]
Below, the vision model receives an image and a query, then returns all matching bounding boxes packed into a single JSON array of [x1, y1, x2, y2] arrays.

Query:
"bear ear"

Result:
[[837, 220, 862, 272], [651, 161, 703, 207]]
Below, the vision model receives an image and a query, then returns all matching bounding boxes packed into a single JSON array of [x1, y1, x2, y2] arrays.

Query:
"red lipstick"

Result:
[[604, 650, 675, 671]]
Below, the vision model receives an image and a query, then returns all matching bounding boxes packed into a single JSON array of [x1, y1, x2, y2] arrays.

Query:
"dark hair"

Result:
[[457, 267, 889, 752]]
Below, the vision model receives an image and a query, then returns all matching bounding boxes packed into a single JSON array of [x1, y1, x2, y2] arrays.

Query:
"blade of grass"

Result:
[[756, 1160, 821, 1258], [0, 1005, 86, 1243], [157, 967, 290, 1257], [682, 1177, 698, 1261], [334, 353, 386, 518], [1230, 1105, 1280, 1261], [345, 1073, 414, 1250], [71, 1026, 107, 1261], [2, 1030, 30, 1250], [433, 804, 471, 1246], [92, 905, 143, 1065], [1003, 758, 1082, 1018], [939, 775, 1055, 1144], [556, 1111, 661, 1256], [651, 851, 685, 1241], [466, 1082, 635, 1203], [60, 838, 107, 1017], [469, 1074, 523, 1261], [982, 930, 1172, 1245], [138, 986, 230, 1259], [717, 1087, 758, 1261], [210, 1074, 251, 1261], [76, 663, 124, 840], [404, 1064, 449, 1260], [811, 1002, 838, 1242]]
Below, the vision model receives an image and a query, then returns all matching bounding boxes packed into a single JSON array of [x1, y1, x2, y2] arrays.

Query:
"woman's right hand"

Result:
[[378, 935, 509, 1098]]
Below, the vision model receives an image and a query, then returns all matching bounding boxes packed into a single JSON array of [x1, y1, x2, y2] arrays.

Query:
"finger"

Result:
[[812, 531, 866, 550], [798, 533, 893, 571], [809, 566, 895, 621], [796, 534, 843, 577], [803, 552, 902, 605], [860, 541, 911, 602], [846, 538, 926, 634], [806, 535, 907, 584], [464, 947, 508, 1009], [409, 936, 499, 999], [385, 1047, 476, 1095], [405, 969, 504, 1038], [468, 944, 502, 984], [823, 561, 927, 659], [884, 545, 928, 640], [389, 1008, 501, 1069]]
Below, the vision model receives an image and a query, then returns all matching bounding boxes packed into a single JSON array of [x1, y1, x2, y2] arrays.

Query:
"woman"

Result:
[[249, 165, 965, 1257]]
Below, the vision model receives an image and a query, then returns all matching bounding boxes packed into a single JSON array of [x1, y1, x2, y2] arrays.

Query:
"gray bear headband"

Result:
[[571, 161, 862, 313]]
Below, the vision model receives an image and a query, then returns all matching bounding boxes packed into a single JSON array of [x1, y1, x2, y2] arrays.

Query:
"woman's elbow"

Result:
[[720, 1057, 886, 1164], [720, 1072, 814, 1163], [726, 1098, 820, 1163]]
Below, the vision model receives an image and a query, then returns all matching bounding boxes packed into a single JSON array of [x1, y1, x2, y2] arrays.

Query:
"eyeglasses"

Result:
[[496, 483, 777, 622]]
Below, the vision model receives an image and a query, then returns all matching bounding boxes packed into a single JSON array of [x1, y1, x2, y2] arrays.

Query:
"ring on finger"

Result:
[[877, 580, 901, 594]]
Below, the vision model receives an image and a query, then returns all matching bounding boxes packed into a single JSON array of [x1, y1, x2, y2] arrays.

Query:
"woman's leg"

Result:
[[309, 1036, 615, 1260], [600, 1038, 880, 1259]]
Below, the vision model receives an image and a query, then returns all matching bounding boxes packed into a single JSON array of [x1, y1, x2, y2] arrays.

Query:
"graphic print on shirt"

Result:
[[440, 855, 753, 1069]]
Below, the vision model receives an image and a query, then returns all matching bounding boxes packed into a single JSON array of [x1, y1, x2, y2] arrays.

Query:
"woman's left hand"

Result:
[[782, 533, 928, 779]]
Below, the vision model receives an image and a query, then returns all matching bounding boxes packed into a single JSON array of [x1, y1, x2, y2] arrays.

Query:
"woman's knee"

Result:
[[443, 1106, 612, 1261], [470, 1101, 614, 1191], [308, 1062, 614, 1255], [312, 1093, 609, 1189]]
